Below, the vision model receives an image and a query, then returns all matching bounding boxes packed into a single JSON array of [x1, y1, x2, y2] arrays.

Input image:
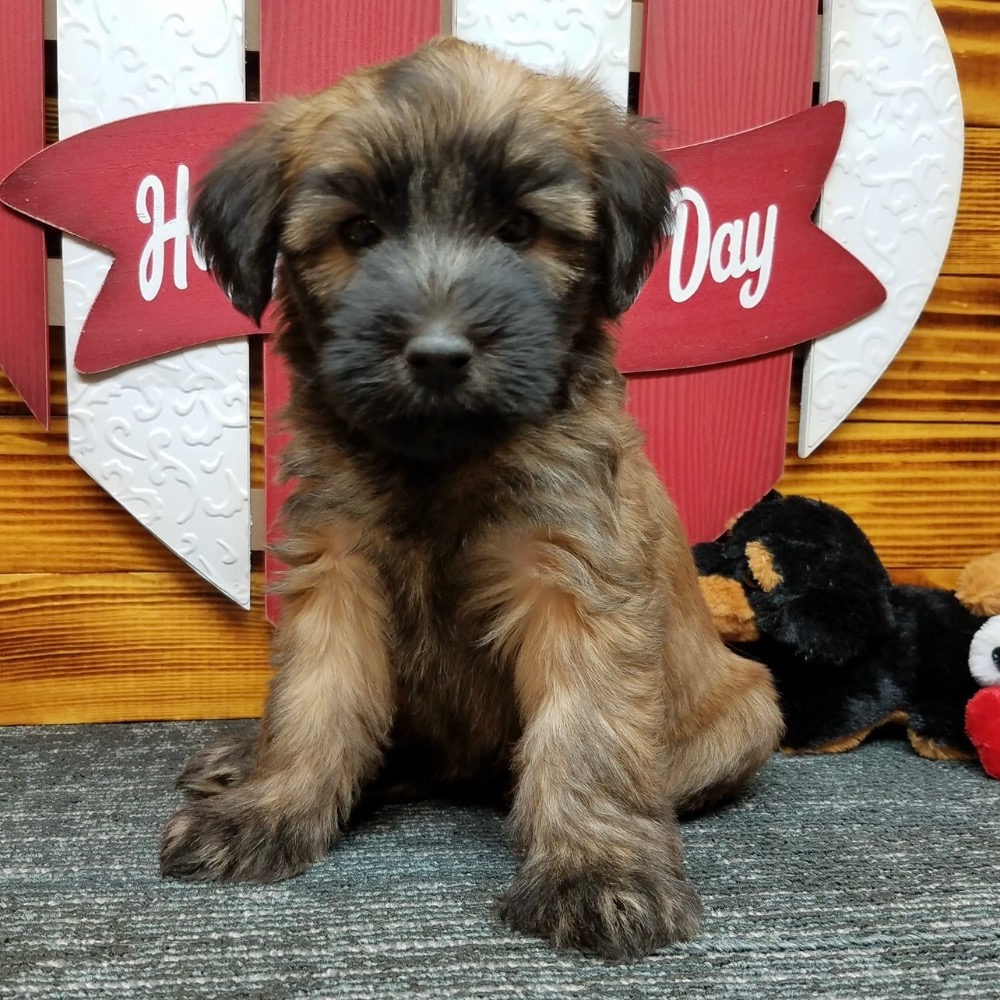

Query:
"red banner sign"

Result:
[[0, 100, 882, 377], [0, 103, 268, 373], [620, 101, 885, 372]]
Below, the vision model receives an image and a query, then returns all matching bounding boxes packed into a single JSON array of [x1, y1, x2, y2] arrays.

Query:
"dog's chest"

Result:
[[376, 530, 521, 776]]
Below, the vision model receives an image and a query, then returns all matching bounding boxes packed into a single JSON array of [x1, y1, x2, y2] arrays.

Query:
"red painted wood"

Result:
[[262, 0, 442, 97], [1, 105, 268, 373], [261, 0, 441, 618], [0, 3, 48, 426], [639, 0, 816, 146], [618, 104, 884, 375], [624, 0, 816, 543]]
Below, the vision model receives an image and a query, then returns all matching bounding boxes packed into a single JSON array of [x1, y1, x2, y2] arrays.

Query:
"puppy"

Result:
[[160, 37, 782, 960]]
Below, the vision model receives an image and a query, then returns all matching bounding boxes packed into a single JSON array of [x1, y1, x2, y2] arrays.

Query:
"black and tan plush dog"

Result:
[[159, 38, 781, 960]]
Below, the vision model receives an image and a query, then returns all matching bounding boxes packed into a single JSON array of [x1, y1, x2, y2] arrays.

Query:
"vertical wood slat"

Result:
[[798, 0, 964, 457], [0, 2, 49, 427], [57, 0, 252, 608], [625, 0, 815, 543], [453, 1, 632, 108], [260, 0, 442, 620]]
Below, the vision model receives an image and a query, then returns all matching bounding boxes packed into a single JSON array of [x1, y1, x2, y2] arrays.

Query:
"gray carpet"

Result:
[[1, 722, 998, 999]]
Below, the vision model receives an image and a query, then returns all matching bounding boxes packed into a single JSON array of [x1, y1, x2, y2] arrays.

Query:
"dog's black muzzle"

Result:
[[314, 234, 567, 462]]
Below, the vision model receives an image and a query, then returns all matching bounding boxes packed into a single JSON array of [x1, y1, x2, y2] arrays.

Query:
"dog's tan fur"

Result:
[[160, 38, 782, 959]]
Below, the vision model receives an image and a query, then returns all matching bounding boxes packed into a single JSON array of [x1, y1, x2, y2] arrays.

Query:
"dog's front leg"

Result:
[[486, 538, 703, 959], [160, 527, 394, 883]]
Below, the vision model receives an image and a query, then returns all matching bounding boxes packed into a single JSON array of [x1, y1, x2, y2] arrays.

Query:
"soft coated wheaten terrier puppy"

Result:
[[160, 37, 782, 960]]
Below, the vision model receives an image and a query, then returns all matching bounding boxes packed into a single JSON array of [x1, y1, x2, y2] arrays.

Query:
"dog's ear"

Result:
[[192, 109, 290, 324], [594, 116, 676, 318]]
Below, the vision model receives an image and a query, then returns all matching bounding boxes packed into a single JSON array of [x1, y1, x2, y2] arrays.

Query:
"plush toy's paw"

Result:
[[966, 686, 1000, 779], [499, 862, 702, 960], [955, 553, 1000, 618], [159, 794, 328, 883]]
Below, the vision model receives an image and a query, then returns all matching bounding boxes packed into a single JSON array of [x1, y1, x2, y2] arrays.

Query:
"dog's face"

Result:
[[193, 38, 675, 462]]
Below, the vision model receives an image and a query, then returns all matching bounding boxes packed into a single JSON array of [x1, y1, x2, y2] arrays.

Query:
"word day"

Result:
[[136, 164, 206, 302], [667, 186, 778, 309]]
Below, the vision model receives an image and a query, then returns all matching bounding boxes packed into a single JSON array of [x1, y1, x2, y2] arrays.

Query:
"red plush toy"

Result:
[[966, 616, 1000, 778]]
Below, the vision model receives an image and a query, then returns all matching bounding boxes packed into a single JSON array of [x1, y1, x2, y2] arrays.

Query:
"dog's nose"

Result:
[[405, 325, 473, 389]]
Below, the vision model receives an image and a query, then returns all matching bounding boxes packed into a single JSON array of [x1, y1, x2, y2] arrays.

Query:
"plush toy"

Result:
[[966, 616, 1000, 777], [693, 492, 1000, 776]]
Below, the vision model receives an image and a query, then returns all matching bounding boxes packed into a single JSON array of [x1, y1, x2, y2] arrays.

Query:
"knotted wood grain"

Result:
[[777, 421, 1000, 566], [943, 128, 1000, 276], [0, 418, 264, 573], [936, 0, 1000, 126], [0, 572, 270, 724]]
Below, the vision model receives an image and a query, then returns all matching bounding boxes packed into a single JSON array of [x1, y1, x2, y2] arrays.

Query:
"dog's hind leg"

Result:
[[646, 505, 783, 817], [663, 652, 783, 817]]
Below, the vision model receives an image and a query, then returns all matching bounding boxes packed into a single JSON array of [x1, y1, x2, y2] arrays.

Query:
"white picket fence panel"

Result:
[[57, 0, 252, 607], [802, 0, 964, 455], [453, 0, 633, 108]]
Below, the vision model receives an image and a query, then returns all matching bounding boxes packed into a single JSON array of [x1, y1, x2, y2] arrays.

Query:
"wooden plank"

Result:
[[942, 127, 1000, 276], [629, 0, 815, 544], [627, 359, 790, 537], [259, 0, 440, 618], [792, 276, 1000, 425], [0, 335, 64, 418], [891, 567, 964, 590], [45, 0, 263, 51], [0, 418, 177, 573], [0, 572, 270, 725], [638, 0, 815, 146], [0, 417, 265, 574], [776, 421, 1000, 567], [935, 0, 1000, 127], [261, 0, 440, 96], [0, 2, 49, 426]]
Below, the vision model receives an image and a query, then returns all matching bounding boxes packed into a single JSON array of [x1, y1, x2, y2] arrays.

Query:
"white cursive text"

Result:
[[667, 186, 778, 309], [136, 165, 206, 302]]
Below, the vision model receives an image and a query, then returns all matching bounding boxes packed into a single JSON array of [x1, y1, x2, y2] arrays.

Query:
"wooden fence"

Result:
[[0, 0, 997, 724]]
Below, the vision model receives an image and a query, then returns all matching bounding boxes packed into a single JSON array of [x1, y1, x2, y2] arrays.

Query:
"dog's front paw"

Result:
[[175, 730, 258, 796], [500, 862, 702, 960], [159, 794, 328, 883]]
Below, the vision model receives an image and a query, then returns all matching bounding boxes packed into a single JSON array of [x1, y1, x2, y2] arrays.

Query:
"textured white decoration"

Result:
[[453, 0, 632, 109], [58, 0, 251, 607], [799, 0, 964, 457]]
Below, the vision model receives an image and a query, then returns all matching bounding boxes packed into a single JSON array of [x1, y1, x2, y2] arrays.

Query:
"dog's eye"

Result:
[[340, 217, 383, 250], [495, 211, 538, 248]]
